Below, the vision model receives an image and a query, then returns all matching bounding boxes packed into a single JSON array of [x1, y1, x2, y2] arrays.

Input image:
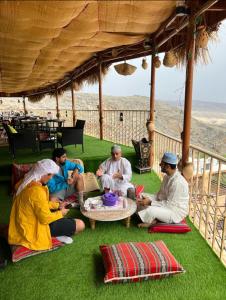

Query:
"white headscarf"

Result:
[[16, 159, 59, 196]]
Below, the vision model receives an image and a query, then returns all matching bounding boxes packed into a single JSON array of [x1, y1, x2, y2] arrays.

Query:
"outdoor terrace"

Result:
[[0, 135, 225, 300]]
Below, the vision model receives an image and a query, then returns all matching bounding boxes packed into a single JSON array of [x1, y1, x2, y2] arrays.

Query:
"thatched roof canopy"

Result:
[[0, 0, 226, 99]]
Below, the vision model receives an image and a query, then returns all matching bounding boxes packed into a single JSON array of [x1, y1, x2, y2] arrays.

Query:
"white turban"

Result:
[[16, 159, 59, 196]]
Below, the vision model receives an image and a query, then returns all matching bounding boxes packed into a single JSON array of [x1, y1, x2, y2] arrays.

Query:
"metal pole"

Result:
[[98, 62, 103, 140], [182, 18, 196, 166], [148, 53, 156, 167], [71, 83, 76, 126]]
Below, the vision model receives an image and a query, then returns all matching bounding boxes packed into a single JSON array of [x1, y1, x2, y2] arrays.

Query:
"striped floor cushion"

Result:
[[11, 238, 64, 263], [135, 185, 144, 198], [148, 219, 191, 234], [100, 240, 185, 283]]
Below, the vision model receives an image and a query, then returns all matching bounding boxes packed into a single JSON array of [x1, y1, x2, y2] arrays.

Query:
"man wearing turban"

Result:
[[137, 152, 189, 228]]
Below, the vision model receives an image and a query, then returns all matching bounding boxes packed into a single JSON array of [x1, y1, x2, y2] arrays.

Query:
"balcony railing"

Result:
[[154, 130, 226, 266]]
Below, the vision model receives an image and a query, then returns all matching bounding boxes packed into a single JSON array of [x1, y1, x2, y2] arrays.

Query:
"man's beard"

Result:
[[60, 161, 66, 166], [161, 167, 167, 173]]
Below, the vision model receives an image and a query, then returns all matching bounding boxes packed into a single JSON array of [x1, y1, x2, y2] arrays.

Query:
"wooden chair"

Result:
[[57, 127, 84, 152]]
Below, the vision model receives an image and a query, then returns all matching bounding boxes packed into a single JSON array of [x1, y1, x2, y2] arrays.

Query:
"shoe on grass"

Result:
[[56, 236, 73, 244]]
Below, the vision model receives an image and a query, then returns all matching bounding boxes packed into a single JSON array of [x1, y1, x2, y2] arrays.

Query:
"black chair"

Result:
[[3, 124, 38, 158], [57, 127, 84, 152], [75, 119, 86, 129], [37, 130, 55, 151]]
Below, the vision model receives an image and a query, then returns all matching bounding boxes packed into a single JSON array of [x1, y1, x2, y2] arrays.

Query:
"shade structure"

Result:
[[0, 0, 177, 94], [0, 0, 225, 97]]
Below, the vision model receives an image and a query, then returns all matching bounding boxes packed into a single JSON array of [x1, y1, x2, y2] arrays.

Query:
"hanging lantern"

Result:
[[114, 62, 137, 76], [153, 56, 161, 68], [163, 50, 178, 67], [196, 26, 209, 49], [73, 82, 80, 91], [112, 48, 119, 58], [142, 58, 148, 70]]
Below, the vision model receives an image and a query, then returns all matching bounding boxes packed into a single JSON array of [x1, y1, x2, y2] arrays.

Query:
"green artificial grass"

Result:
[[0, 136, 225, 300]]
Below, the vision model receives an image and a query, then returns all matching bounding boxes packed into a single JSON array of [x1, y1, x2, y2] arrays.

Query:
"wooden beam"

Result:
[[98, 63, 103, 140], [148, 54, 156, 168], [182, 19, 196, 165], [22, 96, 27, 116], [71, 83, 76, 126], [55, 89, 60, 119]]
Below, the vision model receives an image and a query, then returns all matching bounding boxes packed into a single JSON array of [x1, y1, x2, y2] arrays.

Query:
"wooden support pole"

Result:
[[148, 53, 156, 167], [55, 89, 60, 119], [182, 19, 196, 166], [23, 96, 27, 116], [71, 83, 76, 126], [98, 62, 103, 140]]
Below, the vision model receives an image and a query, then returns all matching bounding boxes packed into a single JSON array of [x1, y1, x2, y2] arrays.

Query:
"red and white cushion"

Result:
[[135, 185, 144, 198], [100, 240, 184, 283], [149, 219, 191, 234], [11, 238, 63, 263]]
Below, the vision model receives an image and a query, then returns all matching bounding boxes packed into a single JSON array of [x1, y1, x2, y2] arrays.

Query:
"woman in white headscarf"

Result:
[[9, 159, 85, 251]]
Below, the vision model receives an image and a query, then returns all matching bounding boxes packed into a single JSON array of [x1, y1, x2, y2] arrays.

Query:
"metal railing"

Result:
[[154, 129, 226, 266], [76, 109, 149, 145]]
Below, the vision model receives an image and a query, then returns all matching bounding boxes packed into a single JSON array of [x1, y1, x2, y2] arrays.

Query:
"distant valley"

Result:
[[1, 93, 226, 156]]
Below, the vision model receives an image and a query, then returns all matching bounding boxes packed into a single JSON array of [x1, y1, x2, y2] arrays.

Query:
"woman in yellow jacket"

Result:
[[8, 159, 85, 251]]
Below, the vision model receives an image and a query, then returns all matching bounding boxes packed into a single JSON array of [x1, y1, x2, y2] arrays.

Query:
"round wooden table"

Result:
[[81, 197, 137, 230]]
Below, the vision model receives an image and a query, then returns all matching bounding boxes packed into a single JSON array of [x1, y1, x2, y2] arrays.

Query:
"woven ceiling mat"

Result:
[[0, 0, 176, 94], [27, 64, 110, 102]]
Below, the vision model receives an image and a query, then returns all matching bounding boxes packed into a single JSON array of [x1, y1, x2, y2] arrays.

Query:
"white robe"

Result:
[[99, 157, 133, 196], [138, 170, 189, 224]]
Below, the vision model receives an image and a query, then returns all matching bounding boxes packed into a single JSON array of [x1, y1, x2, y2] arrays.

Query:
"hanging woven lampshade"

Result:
[[114, 62, 137, 76], [153, 56, 161, 68], [196, 27, 209, 49], [112, 48, 119, 58], [142, 58, 148, 70], [163, 50, 178, 67]]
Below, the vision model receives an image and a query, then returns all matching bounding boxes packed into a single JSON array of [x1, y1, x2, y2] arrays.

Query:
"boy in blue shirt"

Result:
[[47, 148, 84, 203]]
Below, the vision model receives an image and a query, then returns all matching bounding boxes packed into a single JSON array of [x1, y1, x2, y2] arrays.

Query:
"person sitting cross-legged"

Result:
[[8, 159, 85, 249], [47, 148, 84, 205], [96, 144, 134, 197], [137, 152, 189, 228]]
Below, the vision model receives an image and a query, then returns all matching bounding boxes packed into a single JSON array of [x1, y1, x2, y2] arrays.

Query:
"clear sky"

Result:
[[81, 21, 226, 103]]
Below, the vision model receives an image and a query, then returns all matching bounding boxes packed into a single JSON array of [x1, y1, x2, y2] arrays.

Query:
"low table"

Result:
[[81, 197, 137, 230]]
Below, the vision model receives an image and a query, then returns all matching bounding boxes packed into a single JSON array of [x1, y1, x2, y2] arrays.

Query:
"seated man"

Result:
[[47, 148, 84, 204], [137, 152, 189, 228], [96, 144, 134, 197], [8, 159, 85, 249]]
